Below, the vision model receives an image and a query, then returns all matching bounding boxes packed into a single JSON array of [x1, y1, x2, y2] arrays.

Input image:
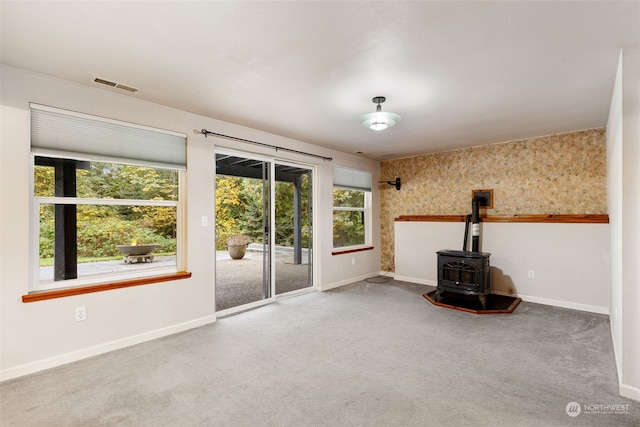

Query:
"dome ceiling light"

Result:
[[359, 96, 401, 131]]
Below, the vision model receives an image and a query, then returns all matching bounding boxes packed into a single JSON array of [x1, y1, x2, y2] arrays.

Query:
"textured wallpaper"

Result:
[[379, 128, 607, 271]]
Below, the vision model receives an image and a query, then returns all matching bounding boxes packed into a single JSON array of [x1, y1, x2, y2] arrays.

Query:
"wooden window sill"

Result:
[[395, 214, 609, 224], [22, 271, 192, 303], [332, 246, 374, 256]]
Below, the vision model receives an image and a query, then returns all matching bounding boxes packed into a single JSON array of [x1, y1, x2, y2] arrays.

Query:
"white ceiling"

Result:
[[2, 1, 639, 160]]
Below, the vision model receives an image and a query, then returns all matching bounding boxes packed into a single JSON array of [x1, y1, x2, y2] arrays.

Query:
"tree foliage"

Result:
[[215, 174, 312, 250], [215, 176, 247, 249], [35, 161, 178, 259], [36, 158, 315, 258], [332, 189, 365, 247]]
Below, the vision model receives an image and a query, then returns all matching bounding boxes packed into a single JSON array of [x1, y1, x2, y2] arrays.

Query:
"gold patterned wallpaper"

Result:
[[379, 128, 607, 271]]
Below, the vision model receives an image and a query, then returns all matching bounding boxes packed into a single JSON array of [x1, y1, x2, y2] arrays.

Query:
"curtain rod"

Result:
[[197, 129, 333, 162]]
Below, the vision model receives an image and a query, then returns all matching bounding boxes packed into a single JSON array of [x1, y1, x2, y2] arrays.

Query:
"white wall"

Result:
[[0, 64, 380, 380], [620, 44, 640, 402], [394, 221, 610, 314], [607, 45, 640, 402], [607, 50, 624, 386]]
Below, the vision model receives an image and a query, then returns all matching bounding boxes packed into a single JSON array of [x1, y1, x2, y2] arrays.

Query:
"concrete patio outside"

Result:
[[215, 245, 312, 311]]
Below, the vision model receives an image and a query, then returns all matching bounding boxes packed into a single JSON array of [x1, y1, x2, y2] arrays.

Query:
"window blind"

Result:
[[30, 103, 187, 170], [333, 166, 372, 191]]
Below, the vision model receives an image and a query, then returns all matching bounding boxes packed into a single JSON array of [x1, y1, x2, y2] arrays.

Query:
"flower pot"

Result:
[[228, 244, 247, 260]]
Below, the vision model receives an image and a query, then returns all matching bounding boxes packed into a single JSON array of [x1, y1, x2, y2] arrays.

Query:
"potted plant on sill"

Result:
[[227, 234, 251, 260]]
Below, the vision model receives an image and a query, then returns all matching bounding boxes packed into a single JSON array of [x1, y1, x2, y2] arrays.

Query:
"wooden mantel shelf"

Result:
[[395, 214, 609, 224]]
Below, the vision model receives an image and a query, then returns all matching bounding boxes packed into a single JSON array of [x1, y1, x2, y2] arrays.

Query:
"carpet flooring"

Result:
[[1, 280, 638, 426]]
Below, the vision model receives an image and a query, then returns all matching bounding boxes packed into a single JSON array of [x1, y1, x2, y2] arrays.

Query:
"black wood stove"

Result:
[[436, 196, 491, 309], [436, 250, 491, 308]]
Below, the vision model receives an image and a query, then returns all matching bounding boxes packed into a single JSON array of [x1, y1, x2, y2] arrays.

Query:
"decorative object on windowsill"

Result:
[[359, 96, 401, 131], [379, 177, 401, 190], [227, 234, 251, 260], [116, 240, 159, 264]]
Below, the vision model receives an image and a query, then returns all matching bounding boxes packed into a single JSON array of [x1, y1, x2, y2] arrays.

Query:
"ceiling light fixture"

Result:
[[359, 96, 401, 131]]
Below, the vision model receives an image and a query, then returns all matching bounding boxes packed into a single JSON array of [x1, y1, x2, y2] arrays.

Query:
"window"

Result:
[[30, 104, 186, 292], [333, 188, 367, 247], [332, 166, 371, 249]]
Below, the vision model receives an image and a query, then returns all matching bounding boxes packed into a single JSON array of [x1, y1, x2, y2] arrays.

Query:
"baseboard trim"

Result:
[[392, 275, 437, 287], [512, 293, 609, 315], [611, 322, 623, 383], [321, 272, 382, 291], [0, 314, 217, 382], [620, 383, 640, 402], [392, 275, 608, 314]]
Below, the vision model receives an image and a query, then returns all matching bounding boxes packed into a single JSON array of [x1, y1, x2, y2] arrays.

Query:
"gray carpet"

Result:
[[1, 280, 638, 426]]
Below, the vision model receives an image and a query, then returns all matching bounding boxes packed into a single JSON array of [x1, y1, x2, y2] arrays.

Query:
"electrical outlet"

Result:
[[201, 216, 208, 227], [352, 258, 356, 266], [527, 270, 535, 280], [75, 306, 86, 322]]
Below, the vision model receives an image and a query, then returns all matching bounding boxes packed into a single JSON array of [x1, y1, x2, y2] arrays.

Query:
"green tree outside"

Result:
[[35, 161, 178, 261]]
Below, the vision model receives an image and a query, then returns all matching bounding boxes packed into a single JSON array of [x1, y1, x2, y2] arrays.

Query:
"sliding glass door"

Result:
[[215, 153, 271, 311], [215, 152, 313, 312], [274, 162, 312, 295]]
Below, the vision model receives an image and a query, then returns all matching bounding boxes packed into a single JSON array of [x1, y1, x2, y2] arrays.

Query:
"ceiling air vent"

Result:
[[93, 77, 116, 87], [115, 83, 137, 92], [93, 77, 138, 93]]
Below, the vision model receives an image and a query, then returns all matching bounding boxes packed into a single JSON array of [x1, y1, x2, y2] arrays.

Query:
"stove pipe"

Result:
[[471, 196, 480, 252], [463, 214, 472, 251]]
